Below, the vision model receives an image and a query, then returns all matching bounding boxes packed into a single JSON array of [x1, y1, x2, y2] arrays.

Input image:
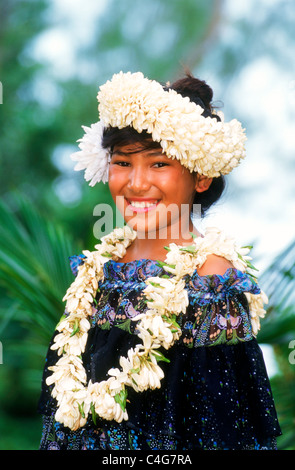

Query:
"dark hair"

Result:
[[102, 73, 225, 216]]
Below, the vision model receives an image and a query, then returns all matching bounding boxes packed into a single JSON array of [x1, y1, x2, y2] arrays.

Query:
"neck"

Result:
[[120, 219, 201, 263]]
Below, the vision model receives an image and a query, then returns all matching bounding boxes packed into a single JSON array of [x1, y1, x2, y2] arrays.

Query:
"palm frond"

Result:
[[258, 238, 295, 344], [257, 236, 295, 449], [0, 193, 82, 340], [0, 193, 85, 418]]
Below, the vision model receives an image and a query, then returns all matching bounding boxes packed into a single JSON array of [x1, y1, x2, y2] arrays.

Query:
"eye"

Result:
[[153, 161, 169, 168], [115, 161, 130, 167], [111, 157, 131, 167]]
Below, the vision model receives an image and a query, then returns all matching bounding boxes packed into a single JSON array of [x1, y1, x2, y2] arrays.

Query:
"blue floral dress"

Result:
[[38, 256, 281, 450]]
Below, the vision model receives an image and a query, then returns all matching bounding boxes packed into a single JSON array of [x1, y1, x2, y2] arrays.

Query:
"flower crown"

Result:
[[71, 71, 247, 186]]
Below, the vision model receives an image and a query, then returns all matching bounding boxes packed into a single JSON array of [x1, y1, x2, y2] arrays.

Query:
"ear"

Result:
[[194, 175, 213, 193]]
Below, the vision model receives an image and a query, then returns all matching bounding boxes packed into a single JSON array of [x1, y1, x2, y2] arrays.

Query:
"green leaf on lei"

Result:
[[70, 318, 80, 337], [90, 402, 97, 425], [78, 401, 85, 418], [114, 388, 128, 411], [56, 314, 67, 328], [179, 245, 196, 253], [151, 350, 170, 363]]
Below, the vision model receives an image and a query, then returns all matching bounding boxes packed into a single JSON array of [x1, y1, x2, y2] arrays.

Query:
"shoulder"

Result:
[[197, 254, 234, 276]]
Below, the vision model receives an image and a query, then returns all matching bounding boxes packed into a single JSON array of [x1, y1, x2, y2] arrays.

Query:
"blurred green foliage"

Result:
[[0, 0, 294, 450], [0, 194, 81, 449]]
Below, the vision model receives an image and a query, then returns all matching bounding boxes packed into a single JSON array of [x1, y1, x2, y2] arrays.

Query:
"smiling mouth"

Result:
[[126, 199, 159, 213]]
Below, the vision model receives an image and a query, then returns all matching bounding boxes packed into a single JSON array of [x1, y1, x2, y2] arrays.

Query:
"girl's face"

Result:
[[108, 143, 211, 239]]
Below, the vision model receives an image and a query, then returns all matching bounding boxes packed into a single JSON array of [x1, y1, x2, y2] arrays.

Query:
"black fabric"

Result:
[[38, 258, 281, 450]]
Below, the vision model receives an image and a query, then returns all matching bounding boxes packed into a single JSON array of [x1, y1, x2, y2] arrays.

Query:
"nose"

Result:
[[127, 164, 151, 193]]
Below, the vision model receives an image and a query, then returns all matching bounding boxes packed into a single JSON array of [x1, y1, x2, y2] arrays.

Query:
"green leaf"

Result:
[[246, 261, 259, 272], [70, 319, 80, 337], [156, 260, 176, 269], [78, 402, 85, 418], [149, 281, 163, 288], [114, 389, 128, 411], [179, 245, 196, 253], [56, 314, 67, 328], [90, 403, 97, 425], [151, 350, 170, 363]]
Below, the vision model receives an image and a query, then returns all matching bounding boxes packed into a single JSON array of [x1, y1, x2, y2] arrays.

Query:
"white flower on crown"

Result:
[[70, 71, 247, 185], [71, 120, 110, 186]]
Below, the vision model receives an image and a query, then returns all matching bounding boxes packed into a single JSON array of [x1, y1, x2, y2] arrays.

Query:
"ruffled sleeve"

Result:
[[180, 268, 261, 347], [68, 254, 86, 277]]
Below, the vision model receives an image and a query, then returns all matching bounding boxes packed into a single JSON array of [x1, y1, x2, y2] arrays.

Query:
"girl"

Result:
[[38, 71, 281, 450]]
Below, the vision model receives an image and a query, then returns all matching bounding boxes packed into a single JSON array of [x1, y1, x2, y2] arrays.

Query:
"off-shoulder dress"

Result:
[[38, 256, 281, 450]]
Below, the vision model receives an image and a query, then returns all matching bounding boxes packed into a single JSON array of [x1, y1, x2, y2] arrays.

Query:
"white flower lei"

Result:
[[71, 71, 247, 186], [46, 226, 267, 431]]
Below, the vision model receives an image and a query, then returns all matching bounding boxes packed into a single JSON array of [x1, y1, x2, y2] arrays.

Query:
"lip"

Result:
[[125, 198, 160, 213]]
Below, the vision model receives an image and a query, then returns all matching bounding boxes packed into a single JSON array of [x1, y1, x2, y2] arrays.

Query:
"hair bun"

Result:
[[170, 72, 215, 118]]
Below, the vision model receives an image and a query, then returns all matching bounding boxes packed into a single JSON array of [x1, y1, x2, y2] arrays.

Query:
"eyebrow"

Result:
[[111, 148, 164, 157]]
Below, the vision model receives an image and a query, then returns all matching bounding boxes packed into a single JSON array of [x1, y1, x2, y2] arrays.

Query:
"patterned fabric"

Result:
[[39, 414, 278, 450], [38, 257, 281, 450]]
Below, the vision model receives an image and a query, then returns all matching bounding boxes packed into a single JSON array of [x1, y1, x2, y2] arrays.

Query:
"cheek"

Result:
[[108, 168, 123, 196], [167, 174, 196, 203], [182, 173, 198, 199]]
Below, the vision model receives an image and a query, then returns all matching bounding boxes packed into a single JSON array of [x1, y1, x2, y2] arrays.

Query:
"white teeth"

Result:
[[129, 201, 157, 208]]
